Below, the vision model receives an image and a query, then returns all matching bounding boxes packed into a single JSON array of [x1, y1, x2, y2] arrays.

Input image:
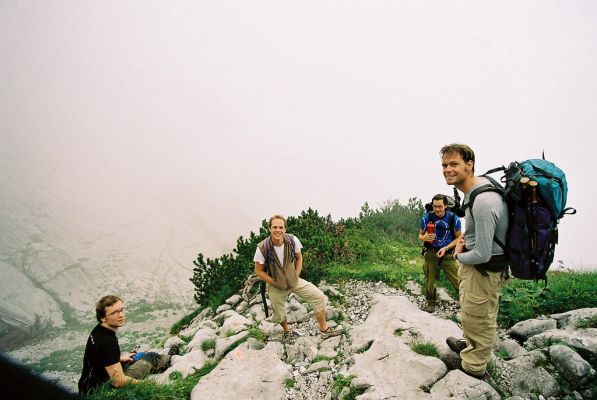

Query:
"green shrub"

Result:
[[189, 200, 424, 310], [498, 271, 597, 327]]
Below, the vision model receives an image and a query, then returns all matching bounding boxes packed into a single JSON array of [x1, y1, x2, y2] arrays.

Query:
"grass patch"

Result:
[[312, 355, 335, 363], [410, 342, 440, 358], [576, 314, 597, 329], [170, 307, 204, 335], [201, 339, 216, 352], [332, 374, 355, 396], [87, 360, 218, 400], [394, 329, 404, 337], [29, 345, 86, 373], [284, 378, 295, 389], [179, 334, 193, 344], [495, 349, 510, 360], [247, 327, 267, 342], [356, 340, 373, 354]]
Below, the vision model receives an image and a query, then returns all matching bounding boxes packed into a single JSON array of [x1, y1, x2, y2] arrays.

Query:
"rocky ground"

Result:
[[7, 279, 597, 399]]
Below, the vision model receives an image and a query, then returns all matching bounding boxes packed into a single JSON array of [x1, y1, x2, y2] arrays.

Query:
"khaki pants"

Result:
[[458, 264, 505, 376], [123, 353, 171, 379], [423, 250, 459, 304], [267, 278, 327, 324]]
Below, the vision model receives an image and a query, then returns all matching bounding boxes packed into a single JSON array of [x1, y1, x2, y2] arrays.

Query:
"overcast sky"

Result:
[[1, 1, 595, 269]]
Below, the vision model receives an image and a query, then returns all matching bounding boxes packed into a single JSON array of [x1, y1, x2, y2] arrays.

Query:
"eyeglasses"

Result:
[[106, 307, 125, 317]]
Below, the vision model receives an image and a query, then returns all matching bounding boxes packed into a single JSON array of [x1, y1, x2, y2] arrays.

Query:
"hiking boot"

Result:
[[445, 354, 484, 379], [320, 327, 341, 340], [446, 337, 467, 354], [425, 303, 436, 313]]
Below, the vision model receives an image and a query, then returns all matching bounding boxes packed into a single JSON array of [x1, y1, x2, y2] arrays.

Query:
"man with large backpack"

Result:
[[440, 143, 509, 379], [418, 194, 462, 313], [253, 215, 341, 341]]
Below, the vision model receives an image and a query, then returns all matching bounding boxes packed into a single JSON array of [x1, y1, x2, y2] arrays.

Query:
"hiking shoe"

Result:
[[447, 355, 484, 379], [320, 327, 341, 340], [446, 337, 467, 354], [425, 303, 436, 313]]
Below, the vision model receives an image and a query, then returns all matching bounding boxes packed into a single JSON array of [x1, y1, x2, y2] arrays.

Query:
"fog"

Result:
[[1, 1, 596, 268]]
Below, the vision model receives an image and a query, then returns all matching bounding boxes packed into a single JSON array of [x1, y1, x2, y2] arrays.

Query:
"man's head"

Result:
[[440, 143, 475, 188], [96, 295, 125, 329], [431, 194, 448, 218], [268, 215, 286, 243]]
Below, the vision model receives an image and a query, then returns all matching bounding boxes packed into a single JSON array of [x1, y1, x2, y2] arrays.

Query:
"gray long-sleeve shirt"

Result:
[[456, 178, 509, 266]]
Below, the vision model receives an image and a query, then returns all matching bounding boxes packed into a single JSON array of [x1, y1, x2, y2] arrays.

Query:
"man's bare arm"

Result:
[[105, 361, 139, 388]]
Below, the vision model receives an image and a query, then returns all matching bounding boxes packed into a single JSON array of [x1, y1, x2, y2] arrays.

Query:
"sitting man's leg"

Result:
[[124, 352, 171, 380]]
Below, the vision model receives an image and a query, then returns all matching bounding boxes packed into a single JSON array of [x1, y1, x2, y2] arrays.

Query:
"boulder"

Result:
[[190, 342, 291, 400], [508, 318, 557, 342], [347, 294, 460, 399], [187, 327, 217, 352], [549, 344, 596, 387], [154, 349, 208, 384], [430, 370, 500, 399], [215, 303, 232, 314], [286, 336, 319, 364], [497, 338, 527, 359], [318, 335, 341, 359], [220, 314, 252, 336], [550, 308, 597, 329], [525, 328, 597, 357], [225, 294, 242, 306], [501, 350, 560, 398], [214, 331, 249, 361]]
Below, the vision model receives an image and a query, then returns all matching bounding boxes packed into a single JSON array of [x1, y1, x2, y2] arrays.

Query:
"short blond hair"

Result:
[[440, 143, 476, 173], [268, 215, 286, 228]]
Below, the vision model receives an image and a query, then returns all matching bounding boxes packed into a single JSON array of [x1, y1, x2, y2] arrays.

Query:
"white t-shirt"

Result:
[[253, 236, 303, 265]]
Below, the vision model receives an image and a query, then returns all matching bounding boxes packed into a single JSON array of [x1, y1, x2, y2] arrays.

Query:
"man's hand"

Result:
[[120, 354, 134, 363], [455, 238, 465, 255], [436, 247, 447, 258], [423, 233, 436, 242]]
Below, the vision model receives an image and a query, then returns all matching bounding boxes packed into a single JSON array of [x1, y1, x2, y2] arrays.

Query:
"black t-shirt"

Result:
[[78, 324, 121, 395]]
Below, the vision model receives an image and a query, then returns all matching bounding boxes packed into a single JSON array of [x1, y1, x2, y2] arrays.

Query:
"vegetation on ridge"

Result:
[[190, 199, 597, 327]]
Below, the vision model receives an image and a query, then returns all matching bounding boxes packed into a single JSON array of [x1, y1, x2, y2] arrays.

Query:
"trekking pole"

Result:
[[528, 180, 539, 276]]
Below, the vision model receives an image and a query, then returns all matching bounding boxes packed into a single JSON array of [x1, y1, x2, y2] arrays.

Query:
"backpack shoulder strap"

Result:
[[462, 178, 504, 220], [285, 233, 297, 262], [463, 177, 507, 251], [258, 239, 272, 271], [426, 211, 436, 222], [448, 211, 456, 238]]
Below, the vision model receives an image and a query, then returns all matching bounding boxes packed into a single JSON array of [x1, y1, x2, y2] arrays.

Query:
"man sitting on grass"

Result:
[[78, 295, 177, 395]]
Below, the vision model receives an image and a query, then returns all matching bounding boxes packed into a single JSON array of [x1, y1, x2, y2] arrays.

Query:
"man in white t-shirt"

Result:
[[254, 215, 341, 340]]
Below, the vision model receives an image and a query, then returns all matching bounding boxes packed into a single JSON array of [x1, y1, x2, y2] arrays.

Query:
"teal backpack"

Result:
[[464, 157, 576, 282]]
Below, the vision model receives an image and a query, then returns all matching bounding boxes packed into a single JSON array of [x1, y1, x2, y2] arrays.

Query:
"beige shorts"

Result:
[[267, 278, 327, 324]]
